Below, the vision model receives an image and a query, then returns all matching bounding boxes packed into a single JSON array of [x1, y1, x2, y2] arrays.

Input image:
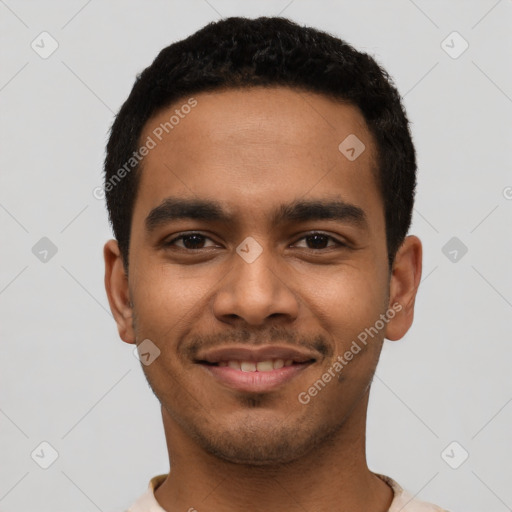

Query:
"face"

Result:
[[104, 86, 421, 465]]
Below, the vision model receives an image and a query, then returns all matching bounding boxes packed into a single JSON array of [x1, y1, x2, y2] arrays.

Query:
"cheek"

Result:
[[306, 264, 389, 334], [131, 263, 199, 332]]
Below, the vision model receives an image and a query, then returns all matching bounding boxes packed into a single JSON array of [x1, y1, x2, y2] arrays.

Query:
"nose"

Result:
[[212, 244, 299, 327]]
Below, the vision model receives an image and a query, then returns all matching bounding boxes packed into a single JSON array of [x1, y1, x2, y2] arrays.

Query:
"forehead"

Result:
[[134, 86, 382, 229], [142, 86, 373, 157]]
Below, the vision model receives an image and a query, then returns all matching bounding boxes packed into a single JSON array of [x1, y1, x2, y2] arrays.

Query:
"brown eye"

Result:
[[181, 234, 206, 249], [294, 233, 342, 250], [305, 234, 330, 249], [165, 233, 217, 250]]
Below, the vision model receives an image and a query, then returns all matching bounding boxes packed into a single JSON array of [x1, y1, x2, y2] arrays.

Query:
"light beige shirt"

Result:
[[127, 473, 450, 511]]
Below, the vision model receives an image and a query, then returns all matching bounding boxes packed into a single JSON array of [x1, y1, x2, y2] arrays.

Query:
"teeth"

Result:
[[273, 358, 284, 369], [256, 360, 273, 372], [241, 361, 257, 372], [217, 359, 296, 371]]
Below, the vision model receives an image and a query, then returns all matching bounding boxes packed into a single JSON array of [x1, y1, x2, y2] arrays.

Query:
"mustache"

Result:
[[183, 325, 333, 359]]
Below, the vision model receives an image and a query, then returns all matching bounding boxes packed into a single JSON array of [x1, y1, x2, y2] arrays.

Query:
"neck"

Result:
[[154, 391, 393, 511]]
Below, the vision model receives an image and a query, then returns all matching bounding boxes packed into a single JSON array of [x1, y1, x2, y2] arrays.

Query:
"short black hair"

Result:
[[104, 16, 416, 272]]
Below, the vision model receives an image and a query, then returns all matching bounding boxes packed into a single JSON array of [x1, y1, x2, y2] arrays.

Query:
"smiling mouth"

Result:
[[194, 344, 319, 392], [199, 358, 315, 372], [197, 358, 316, 393]]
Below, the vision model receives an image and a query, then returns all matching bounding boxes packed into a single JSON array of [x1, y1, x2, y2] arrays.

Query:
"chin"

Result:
[[188, 413, 335, 466]]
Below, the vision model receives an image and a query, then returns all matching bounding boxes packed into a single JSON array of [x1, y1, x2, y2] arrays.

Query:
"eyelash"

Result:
[[163, 232, 346, 251]]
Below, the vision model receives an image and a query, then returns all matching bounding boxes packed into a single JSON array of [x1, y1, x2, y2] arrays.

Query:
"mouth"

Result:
[[195, 346, 317, 393]]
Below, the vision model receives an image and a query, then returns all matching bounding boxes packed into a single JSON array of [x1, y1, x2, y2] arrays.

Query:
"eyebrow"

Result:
[[144, 196, 367, 233]]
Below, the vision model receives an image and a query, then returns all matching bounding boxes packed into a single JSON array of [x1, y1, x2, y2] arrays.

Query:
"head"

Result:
[[104, 17, 421, 465]]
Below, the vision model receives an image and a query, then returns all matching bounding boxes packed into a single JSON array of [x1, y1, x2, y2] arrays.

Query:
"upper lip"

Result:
[[196, 345, 318, 364]]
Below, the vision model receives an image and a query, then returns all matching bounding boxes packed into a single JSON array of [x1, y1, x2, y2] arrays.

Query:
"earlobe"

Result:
[[385, 235, 422, 341], [103, 239, 136, 344]]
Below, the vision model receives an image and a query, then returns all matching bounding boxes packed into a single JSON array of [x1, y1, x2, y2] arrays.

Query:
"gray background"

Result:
[[1, 1, 511, 511]]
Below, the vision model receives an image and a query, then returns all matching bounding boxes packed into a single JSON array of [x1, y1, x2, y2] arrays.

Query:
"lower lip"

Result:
[[199, 363, 312, 393]]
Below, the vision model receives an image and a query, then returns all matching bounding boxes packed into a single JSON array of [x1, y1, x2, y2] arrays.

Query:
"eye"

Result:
[[164, 233, 218, 250], [163, 232, 345, 252], [293, 232, 344, 250]]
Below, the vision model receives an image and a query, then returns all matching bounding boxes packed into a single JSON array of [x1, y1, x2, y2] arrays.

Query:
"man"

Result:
[[103, 16, 448, 512]]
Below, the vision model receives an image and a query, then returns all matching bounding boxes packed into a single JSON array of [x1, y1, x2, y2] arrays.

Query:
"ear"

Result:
[[104, 239, 135, 344], [385, 235, 422, 341]]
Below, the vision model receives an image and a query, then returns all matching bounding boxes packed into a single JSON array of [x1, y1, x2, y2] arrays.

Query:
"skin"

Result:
[[104, 86, 422, 512]]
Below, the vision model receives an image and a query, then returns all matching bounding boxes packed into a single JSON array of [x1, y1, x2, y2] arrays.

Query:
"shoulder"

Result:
[[376, 473, 451, 512], [126, 474, 168, 512]]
